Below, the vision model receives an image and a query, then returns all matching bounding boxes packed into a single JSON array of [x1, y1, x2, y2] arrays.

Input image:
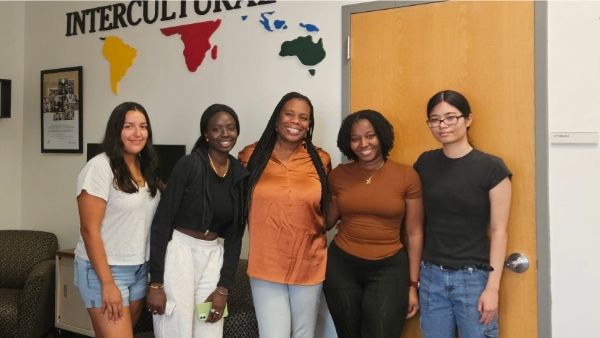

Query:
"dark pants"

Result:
[[323, 241, 409, 338]]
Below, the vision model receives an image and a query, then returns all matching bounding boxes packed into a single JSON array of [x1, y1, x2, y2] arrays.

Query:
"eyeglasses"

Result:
[[426, 115, 464, 128]]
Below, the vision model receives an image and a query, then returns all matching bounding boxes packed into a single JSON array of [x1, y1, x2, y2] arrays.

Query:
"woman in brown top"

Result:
[[238, 92, 331, 338], [324, 110, 424, 338]]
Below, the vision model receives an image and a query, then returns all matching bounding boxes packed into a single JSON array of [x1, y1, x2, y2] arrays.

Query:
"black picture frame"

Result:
[[0, 79, 11, 118], [41, 66, 83, 153]]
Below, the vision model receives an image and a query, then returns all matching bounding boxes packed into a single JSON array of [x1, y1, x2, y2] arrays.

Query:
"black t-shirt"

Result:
[[414, 149, 511, 266], [209, 165, 234, 235]]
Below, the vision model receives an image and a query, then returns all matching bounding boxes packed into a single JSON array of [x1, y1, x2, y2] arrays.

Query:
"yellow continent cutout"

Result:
[[102, 36, 137, 95]]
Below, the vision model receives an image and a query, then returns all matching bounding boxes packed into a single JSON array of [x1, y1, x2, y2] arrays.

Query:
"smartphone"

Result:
[[197, 302, 229, 321]]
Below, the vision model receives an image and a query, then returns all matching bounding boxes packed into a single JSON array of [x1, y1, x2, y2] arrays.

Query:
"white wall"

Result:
[[0, 2, 25, 229], [20, 0, 352, 250], [19, 2, 348, 335], [548, 1, 600, 336], [2, 0, 600, 336]]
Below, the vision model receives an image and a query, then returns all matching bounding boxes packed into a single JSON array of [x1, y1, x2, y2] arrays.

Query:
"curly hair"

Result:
[[96, 102, 164, 197], [192, 104, 240, 152], [336, 109, 395, 162], [245, 92, 329, 216]]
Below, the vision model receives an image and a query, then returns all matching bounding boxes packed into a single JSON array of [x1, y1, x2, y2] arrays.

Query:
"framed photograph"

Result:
[[41, 66, 83, 153]]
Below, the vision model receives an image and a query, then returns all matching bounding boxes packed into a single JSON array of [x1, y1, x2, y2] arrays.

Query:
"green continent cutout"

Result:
[[279, 36, 326, 66]]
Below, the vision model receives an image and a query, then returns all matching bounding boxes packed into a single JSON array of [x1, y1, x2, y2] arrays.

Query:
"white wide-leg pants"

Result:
[[153, 230, 224, 338]]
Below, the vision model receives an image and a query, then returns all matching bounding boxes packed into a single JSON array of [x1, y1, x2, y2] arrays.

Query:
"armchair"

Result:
[[0, 230, 58, 338], [223, 259, 259, 337]]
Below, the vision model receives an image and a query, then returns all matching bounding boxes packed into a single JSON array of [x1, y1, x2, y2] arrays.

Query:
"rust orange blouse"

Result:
[[238, 142, 331, 285]]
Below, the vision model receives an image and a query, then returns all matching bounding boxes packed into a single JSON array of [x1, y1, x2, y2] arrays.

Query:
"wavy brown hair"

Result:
[[96, 102, 164, 197]]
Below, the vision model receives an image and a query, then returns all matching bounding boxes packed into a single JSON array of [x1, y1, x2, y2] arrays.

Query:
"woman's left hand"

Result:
[[406, 287, 419, 318], [478, 288, 499, 326], [204, 287, 228, 323]]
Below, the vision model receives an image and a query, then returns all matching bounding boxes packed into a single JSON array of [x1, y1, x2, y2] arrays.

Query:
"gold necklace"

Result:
[[128, 165, 143, 184], [358, 161, 384, 185], [208, 153, 229, 178], [132, 174, 143, 184]]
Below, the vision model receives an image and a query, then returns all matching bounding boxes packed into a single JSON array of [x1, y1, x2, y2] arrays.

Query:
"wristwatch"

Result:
[[409, 280, 419, 289]]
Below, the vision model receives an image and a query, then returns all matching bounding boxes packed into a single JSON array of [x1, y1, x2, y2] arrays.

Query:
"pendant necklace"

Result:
[[132, 174, 143, 185], [208, 153, 229, 178], [129, 165, 143, 185], [359, 161, 384, 185]]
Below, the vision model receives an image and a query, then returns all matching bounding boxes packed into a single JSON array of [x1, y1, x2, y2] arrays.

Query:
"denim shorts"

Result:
[[74, 257, 149, 309]]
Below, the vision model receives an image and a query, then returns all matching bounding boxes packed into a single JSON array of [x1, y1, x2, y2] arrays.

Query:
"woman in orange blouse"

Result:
[[238, 92, 331, 338]]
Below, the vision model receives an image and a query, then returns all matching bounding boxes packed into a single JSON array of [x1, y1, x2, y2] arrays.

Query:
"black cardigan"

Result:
[[149, 147, 248, 289]]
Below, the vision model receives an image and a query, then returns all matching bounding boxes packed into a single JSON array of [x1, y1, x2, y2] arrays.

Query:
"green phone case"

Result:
[[196, 302, 229, 321]]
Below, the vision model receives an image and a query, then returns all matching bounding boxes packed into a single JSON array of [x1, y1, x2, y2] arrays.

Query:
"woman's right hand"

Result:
[[100, 281, 124, 323], [147, 286, 167, 315]]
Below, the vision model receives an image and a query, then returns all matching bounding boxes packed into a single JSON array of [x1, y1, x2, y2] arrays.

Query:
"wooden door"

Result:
[[349, 1, 537, 337]]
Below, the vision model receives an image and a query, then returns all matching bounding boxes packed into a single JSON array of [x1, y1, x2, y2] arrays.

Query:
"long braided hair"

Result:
[[245, 92, 329, 217]]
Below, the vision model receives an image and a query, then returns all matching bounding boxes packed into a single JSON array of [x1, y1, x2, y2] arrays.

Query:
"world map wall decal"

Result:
[[97, 8, 326, 94], [252, 11, 326, 76], [161, 20, 222, 72], [279, 36, 326, 76], [100, 36, 137, 95]]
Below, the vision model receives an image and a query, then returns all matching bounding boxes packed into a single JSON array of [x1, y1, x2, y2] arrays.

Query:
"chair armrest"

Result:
[[18, 259, 56, 338]]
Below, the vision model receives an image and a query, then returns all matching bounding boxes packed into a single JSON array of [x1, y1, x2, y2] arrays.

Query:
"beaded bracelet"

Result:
[[149, 284, 164, 289], [215, 288, 229, 296]]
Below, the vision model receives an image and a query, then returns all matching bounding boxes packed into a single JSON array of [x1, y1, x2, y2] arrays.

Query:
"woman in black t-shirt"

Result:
[[414, 90, 512, 338]]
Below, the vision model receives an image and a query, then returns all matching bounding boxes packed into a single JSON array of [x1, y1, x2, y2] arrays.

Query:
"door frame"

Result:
[[341, 1, 551, 337]]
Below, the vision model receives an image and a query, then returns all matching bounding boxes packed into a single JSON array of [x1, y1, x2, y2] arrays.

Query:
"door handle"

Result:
[[504, 253, 529, 273]]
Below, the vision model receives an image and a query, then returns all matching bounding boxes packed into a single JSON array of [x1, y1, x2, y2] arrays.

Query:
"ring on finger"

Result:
[[215, 311, 220, 315], [210, 308, 216, 314]]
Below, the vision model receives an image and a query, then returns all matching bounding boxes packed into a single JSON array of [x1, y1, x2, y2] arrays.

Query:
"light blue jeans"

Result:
[[250, 277, 322, 338], [419, 261, 499, 338]]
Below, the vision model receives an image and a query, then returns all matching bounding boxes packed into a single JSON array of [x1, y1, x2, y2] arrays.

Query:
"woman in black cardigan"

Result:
[[147, 104, 248, 338]]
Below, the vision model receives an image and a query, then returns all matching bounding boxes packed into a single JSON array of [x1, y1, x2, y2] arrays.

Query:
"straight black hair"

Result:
[[427, 90, 471, 118]]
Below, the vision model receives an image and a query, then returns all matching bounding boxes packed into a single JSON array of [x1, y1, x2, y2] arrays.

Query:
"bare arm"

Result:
[[78, 190, 123, 323], [325, 194, 340, 231], [478, 177, 512, 325], [404, 197, 424, 318]]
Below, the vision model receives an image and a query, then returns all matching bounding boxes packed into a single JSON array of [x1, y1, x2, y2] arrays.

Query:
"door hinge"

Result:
[[346, 36, 350, 60]]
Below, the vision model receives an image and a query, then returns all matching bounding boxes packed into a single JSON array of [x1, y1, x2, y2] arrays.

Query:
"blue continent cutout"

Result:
[[299, 23, 319, 32], [259, 11, 275, 31], [241, 15, 248, 21], [274, 20, 287, 30]]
